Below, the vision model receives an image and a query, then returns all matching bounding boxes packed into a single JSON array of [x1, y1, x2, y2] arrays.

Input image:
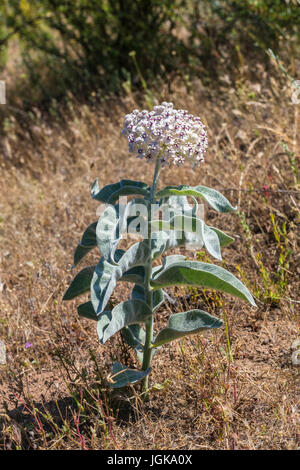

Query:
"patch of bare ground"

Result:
[[0, 67, 299, 449]]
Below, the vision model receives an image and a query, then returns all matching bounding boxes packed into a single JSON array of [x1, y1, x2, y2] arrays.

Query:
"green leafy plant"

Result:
[[63, 102, 255, 395]]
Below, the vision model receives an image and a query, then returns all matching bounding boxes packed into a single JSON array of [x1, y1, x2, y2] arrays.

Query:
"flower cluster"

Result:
[[121, 102, 208, 167]]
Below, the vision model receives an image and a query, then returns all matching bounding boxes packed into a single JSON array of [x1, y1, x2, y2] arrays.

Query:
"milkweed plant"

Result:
[[63, 102, 256, 394]]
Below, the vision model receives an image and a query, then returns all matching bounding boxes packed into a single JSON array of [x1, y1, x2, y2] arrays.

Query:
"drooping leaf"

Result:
[[150, 223, 232, 261], [96, 311, 112, 342], [152, 255, 186, 277], [107, 249, 146, 284], [96, 205, 121, 262], [91, 242, 150, 314], [151, 310, 223, 347], [122, 324, 146, 348], [91, 179, 150, 204], [130, 284, 145, 301], [91, 259, 120, 314], [113, 249, 125, 261], [73, 222, 97, 267], [73, 245, 94, 268], [77, 301, 98, 320], [122, 290, 163, 363], [210, 227, 234, 247], [108, 362, 151, 388], [152, 310, 222, 348], [63, 266, 96, 301], [96, 199, 150, 262], [151, 289, 165, 313], [155, 185, 236, 213], [150, 215, 221, 260], [200, 220, 222, 260], [131, 284, 165, 312], [159, 195, 198, 218], [151, 260, 256, 306], [120, 266, 145, 285], [151, 230, 203, 259], [99, 299, 152, 344]]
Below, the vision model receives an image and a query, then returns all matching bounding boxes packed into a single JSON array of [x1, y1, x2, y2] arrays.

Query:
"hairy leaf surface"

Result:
[[73, 222, 97, 267], [109, 362, 151, 388], [99, 299, 152, 344], [150, 215, 222, 260], [151, 310, 223, 347], [63, 266, 96, 300], [91, 242, 150, 314], [77, 301, 98, 320], [155, 185, 236, 212], [91, 179, 150, 204], [131, 284, 165, 312]]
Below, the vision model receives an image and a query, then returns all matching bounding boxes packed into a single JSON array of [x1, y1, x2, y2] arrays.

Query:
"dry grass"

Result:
[[0, 64, 299, 449]]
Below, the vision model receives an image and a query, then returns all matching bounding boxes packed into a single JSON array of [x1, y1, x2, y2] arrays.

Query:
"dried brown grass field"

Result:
[[0, 68, 299, 449]]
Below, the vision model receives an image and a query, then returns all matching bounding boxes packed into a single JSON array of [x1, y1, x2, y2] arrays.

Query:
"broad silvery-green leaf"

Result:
[[130, 284, 145, 301], [151, 310, 223, 347], [108, 362, 151, 388], [150, 216, 221, 260], [96, 199, 150, 262], [200, 220, 222, 260], [99, 299, 152, 344], [73, 245, 94, 268], [159, 195, 197, 219], [96, 311, 111, 341], [151, 230, 205, 259], [120, 266, 145, 284], [210, 227, 234, 247], [155, 185, 236, 213], [63, 266, 96, 301], [73, 222, 97, 267], [77, 301, 98, 320], [91, 242, 150, 314], [151, 260, 256, 306], [131, 284, 165, 312], [107, 248, 146, 283], [151, 230, 204, 259], [121, 293, 163, 363], [152, 255, 186, 278], [150, 225, 232, 261], [96, 205, 121, 262], [91, 179, 150, 204], [122, 324, 146, 348]]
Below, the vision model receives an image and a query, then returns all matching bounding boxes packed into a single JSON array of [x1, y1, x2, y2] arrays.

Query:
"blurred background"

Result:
[[0, 1, 299, 451], [0, 0, 299, 111]]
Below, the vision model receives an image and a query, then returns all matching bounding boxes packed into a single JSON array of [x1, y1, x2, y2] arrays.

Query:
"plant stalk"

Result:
[[142, 157, 161, 397]]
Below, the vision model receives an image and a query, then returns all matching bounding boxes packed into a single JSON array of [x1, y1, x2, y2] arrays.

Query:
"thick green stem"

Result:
[[150, 157, 161, 200], [141, 157, 161, 397]]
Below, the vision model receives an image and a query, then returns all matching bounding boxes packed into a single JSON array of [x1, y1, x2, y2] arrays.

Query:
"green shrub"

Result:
[[0, 0, 184, 102]]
